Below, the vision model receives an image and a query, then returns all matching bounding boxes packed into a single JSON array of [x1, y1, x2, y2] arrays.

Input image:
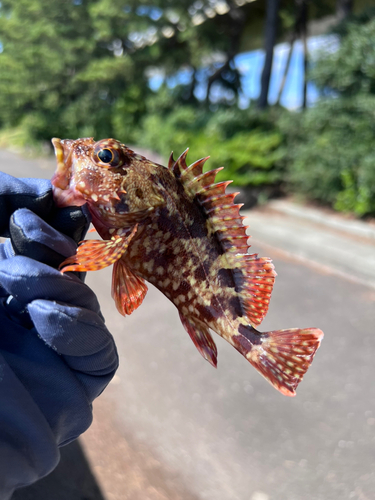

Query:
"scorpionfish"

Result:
[[51, 137, 323, 396]]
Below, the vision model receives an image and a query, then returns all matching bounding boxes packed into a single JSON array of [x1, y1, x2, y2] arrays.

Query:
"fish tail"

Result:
[[232, 325, 324, 396]]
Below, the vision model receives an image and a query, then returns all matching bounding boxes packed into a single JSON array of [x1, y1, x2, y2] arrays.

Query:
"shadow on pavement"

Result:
[[12, 440, 104, 500]]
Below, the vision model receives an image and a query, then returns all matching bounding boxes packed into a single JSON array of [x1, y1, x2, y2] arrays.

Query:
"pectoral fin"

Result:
[[60, 224, 138, 273], [179, 312, 217, 367], [112, 259, 148, 316]]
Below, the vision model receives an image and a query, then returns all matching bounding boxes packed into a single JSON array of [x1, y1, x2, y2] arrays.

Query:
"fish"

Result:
[[51, 137, 323, 396]]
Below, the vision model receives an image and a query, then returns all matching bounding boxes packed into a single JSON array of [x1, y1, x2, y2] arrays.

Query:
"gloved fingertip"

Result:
[[50, 206, 91, 244], [11, 209, 77, 258], [28, 300, 115, 357]]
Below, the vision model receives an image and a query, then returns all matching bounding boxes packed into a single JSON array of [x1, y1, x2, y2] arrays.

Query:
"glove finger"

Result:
[[0, 256, 101, 314], [0, 173, 90, 244], [28, 299, 119, 401], [48, 205, 91, 245], [0, 244, 11, 298], [28, 300, 115, 357], [0, 174, 52, 237], [10, 208, 77, 269]]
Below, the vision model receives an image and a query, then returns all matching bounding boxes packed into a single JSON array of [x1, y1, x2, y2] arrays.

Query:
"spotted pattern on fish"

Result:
[[51, 137, 324, 397]]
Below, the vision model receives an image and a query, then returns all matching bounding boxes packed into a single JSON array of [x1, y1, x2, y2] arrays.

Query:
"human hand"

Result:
[[0, 173, 118, 498]]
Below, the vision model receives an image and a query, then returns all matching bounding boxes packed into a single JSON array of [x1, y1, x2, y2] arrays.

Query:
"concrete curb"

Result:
[[267, 199, 375, 240]]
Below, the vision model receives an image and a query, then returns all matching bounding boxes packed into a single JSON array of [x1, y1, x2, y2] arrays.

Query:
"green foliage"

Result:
[[312, 15, 375, 97], [0, 0, 153, 144], [281, 95, 375, 215], [0, 0, 274, 149], [1, 0, 374, 218], [283, 14, 375, 217], [137, 106, 285, 188]]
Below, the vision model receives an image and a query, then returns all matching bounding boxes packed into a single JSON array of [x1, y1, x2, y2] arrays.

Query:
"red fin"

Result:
[[229, 253, 276, 326], [233, 327, 324, 396], [168, 152, 175, 169], [60, 225, 138, 273], [179, 312, 217, 368], [171, 150, 251, 254], [111, 259, 148, 316], [171, 149, 211, 186]]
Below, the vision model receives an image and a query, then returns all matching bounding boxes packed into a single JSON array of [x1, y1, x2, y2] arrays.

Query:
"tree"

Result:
[[258, 0, 280, 109], [336, 0, 353, 20], [284, 12, 375, 216], [0, 0, 155, 142], [0, 0, 364, 147], [0, 0, 259, 141]]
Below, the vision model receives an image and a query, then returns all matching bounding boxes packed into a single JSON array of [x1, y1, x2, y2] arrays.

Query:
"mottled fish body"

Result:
[[52, 137, 323, 396]]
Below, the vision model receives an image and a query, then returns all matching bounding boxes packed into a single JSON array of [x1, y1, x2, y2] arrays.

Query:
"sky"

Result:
[[149, 34, 339, 110]]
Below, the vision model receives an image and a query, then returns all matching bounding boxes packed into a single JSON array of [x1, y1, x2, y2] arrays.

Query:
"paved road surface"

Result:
[[2, 149, 374, 500]]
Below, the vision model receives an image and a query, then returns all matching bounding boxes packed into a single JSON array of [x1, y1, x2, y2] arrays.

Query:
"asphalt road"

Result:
[[2, 149, 375, 500]]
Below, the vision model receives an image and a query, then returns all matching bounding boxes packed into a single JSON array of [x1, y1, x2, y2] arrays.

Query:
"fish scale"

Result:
[[51, 136, 323, 396]]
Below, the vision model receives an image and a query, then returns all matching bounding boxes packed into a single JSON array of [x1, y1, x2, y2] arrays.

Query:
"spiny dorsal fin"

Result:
[[173, 149, 276, 324], [172, 150, 249, 254], [172, 148, 210, 185]]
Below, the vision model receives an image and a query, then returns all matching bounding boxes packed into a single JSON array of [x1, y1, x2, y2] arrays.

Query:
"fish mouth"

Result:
[[51, 138, 87, 207], [51, 138, 73, 190]]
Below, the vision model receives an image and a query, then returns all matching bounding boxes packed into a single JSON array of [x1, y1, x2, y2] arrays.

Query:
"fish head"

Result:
[[51, 137, 165, 225]]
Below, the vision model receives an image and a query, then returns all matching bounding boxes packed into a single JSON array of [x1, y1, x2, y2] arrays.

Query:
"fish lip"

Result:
[[51, 137, 87, 208], [51, 137, 73, 190]]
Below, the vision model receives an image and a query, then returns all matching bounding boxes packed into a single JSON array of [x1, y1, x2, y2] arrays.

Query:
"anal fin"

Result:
[[179, 312, 217, 368], [112, 259, 148, 316], [60, 224, 138, 273]]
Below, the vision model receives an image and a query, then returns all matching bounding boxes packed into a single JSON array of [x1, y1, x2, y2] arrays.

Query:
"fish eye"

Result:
[[98, 148, 114, 164], [94, 144, 122, 168]]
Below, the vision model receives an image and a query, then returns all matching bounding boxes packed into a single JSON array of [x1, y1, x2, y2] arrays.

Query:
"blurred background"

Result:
[[1, 1, 375, 499], [1, 0, 375, 217]]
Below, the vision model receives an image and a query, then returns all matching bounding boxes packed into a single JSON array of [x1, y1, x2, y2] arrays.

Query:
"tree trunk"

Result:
[[276, 34, 296, 105], [205, 59, 231, 105], [205, 4, 246, 105], [336, 0, 353, 20], [300, 0, 308, 109], [258, 0, 280, 109]]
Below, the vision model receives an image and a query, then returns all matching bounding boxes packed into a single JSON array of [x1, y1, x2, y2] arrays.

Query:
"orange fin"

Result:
[[179, 312, 217, 368], [228, 253, 276, 326], [60, 224, 138, 273], [111, 259, 148, 316], [232, 326, 324, 396], [170, 150, 249, 254]]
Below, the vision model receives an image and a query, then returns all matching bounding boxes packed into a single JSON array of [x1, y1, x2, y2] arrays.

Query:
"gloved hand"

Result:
[[0, 173, 118, 499]]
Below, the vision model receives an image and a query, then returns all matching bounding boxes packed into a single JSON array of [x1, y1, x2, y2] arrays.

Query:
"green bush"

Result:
[[281, 13, 375, 217], [137, 105, 286, 189]]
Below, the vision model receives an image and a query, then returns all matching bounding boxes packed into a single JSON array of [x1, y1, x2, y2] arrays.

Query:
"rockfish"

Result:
[[51, 137, 323, 396]]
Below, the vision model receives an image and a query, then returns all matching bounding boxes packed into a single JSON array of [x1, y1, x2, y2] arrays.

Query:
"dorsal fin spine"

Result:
[[201, 193, 239, 210], [180, 157, 210, 179], [168, 152, 175, 169], [186, 167, 224, 190], [172, 149, 189, 176], [205, 203, 243, 215], [195, 180, 232, 197]]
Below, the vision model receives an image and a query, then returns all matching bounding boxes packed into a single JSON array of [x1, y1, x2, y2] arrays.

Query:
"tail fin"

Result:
[[233, 327, 323, 396]]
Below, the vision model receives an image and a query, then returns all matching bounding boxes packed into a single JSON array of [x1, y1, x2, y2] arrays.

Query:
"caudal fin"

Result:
[[233, 327, 323, 396]]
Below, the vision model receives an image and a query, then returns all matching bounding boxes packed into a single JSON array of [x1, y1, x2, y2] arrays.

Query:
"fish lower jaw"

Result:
[[52, 185, 87, 207]]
